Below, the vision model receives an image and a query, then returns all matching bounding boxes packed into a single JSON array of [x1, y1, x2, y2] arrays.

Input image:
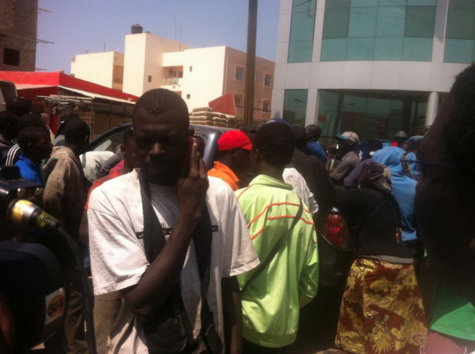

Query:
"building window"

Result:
[[189, 66, 193, 72], [445, 1, 475, 63], [283, 89, 308, 125], [264, 74, 272, 87], [169, 68, 173, 75], [186, 94, 191, 99], [263, 101, 270, 112], [317, 89, 427, 148], [235, 67, 244, 80], [148, 75, 152, 83], [235, 95, 243, 108], [3, 48, 20, 66], [179, 71, 183, 78], [288, 0, 317, 63], [320, 0, 436, 62]]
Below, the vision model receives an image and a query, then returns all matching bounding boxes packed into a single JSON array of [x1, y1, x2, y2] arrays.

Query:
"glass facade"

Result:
[[444, 0, 475, 63], [288, 0, 317, 63], [283, 89, 308, 125], [317, 90, 427, 146], [321, 0, 436, 62]]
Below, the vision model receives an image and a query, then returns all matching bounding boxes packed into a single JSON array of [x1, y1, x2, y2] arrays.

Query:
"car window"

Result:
[[92, 131, 125, 153]]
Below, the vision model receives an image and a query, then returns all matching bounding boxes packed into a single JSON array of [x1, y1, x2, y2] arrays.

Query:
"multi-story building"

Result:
[[71, 29, 275, 122], [0, 0, 38, 72], [272, 0, 472, 144], [71, 51, 125, 91]]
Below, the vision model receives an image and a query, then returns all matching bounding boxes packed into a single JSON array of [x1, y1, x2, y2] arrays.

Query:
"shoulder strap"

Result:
[[241, 199, 304, 292], [139, 171, 218, 342]]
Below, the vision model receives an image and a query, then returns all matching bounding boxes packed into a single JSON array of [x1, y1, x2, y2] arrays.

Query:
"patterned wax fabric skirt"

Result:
[[335, 257, 428, 354]]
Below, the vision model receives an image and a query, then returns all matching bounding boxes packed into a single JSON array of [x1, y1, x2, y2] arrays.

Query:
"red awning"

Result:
[[0, 71, 138, 102]]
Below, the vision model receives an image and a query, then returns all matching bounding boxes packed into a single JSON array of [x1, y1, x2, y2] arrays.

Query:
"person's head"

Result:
[[6, 97, 31, 118], [415, 63, 475, 304], [217, 130, 252, 181], [0, 111, 18, 140], [132, 88, 190, 185], [335, 131, 359, 156], [358, 162, 392, 193], [368, 139, 383, 156], [63, 118, 90, 156], [306, 124, 321, 142], [251, 122, 295, 175], [119, 127, 139, 172], [193, 128, 206, 158], [17, 126, 52, 165], [17, 113, 45, 132], [292, 125, 308, 151], [56, 112, 80, 136]]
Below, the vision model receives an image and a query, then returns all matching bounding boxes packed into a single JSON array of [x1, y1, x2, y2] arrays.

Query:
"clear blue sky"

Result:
[[36, 1, 281, 73]]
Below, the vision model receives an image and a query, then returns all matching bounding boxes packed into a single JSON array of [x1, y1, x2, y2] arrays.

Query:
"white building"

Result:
[[71, 30, 275, 121], [71, 51, 124, 91], [272, 0, 472, 144]]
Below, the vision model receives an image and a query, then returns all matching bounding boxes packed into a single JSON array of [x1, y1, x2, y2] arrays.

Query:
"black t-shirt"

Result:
[[334, 188, 412, 259]]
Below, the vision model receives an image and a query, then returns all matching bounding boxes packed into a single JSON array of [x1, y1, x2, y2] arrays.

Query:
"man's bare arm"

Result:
[[222, 276, 242, 354]]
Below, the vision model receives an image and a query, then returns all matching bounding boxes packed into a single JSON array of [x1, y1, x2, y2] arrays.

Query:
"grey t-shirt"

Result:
[[330, 151, 360, 182]]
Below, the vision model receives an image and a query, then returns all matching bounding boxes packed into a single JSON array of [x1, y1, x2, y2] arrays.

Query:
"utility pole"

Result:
[[243, 0, 257, 126]]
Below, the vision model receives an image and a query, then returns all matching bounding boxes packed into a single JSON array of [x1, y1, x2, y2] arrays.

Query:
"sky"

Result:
[[36, 1, 281, 73]]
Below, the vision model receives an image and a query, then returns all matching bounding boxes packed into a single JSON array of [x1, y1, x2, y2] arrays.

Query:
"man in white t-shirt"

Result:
[[88, 88, 259, 353]]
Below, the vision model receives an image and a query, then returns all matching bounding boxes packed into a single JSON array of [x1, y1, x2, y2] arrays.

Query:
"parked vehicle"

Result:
[[87, 123, 233, 170], [0, 80, 17, 111]]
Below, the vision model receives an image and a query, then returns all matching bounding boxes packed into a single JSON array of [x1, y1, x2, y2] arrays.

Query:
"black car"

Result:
[[88, 123, 233, 170]]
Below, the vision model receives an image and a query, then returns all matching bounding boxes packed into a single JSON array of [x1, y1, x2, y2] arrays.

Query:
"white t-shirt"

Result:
[[88, 170, 259, 353], [283, 167, 319, 215]]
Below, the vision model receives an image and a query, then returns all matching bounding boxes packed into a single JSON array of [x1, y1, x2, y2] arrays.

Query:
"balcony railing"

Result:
[[162, 78, 182, 86]]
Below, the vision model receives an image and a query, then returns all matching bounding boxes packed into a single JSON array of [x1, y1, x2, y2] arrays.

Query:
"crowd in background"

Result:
[[0, 63, 474, 354]]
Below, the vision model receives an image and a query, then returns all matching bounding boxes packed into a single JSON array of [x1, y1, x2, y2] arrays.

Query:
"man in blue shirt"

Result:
[[15, 126, 52, 185], [304, 124, 327, 164]]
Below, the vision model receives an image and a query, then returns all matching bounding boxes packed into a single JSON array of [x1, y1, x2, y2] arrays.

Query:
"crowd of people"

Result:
[[1, 63, 474, 354]]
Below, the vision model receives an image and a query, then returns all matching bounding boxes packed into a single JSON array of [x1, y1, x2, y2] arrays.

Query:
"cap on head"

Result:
[[336, 131, 359, 145], [218, 130, 252, 151]]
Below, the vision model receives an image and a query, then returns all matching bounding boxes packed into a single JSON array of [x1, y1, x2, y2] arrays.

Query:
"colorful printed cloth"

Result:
[[335, 258, 427, 354]]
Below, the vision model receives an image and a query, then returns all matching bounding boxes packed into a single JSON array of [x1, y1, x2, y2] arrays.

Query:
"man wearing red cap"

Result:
[[208, 130, 252, 191]]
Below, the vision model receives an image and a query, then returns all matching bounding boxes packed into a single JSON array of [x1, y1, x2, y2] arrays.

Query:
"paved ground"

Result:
[[288, 282, 347, 354]]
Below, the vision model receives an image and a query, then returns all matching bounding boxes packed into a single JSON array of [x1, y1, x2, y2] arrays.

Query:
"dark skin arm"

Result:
[[79, 209, 88, 244], [222, 276, 242, 354], [120, 142, 209, 323]]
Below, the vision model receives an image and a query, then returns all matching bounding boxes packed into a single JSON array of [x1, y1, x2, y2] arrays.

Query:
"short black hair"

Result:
[[255, 122, 295, 168], [18, 113, 44, 132], [133, 89, 189, 129], [56, 112, 80, 136], [17, 126, 48, 151], [444, 63, 475, 191], [6, 97, 31, 117], [306, 124, 322, 140], [292, 125, 307, 151], [63, 118, 90, 144]]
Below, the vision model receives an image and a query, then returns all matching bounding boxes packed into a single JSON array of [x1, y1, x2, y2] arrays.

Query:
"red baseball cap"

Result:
[[218, 130, 252, 151]]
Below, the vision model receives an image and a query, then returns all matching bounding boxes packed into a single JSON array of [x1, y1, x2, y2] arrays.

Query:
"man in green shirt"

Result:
[[235, 122, 319, 353]]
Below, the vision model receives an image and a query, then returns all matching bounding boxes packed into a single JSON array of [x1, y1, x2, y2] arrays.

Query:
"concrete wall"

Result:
[[0, 0, 38, 71], [272, 0, 470, 126], [71, 51, 124, 90], [123, 33, 188, 96]]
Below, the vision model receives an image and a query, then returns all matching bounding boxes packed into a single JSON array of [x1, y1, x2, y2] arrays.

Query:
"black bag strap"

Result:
[[241, 199, 304, 293], [139, 171, 220, 349]]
